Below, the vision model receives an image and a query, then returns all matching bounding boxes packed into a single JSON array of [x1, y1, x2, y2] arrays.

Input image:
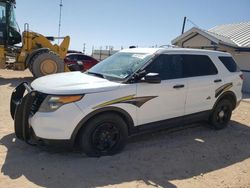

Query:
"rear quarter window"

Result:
[[218, 56, 240, 72], [67, 55, 78, 61], [182, 55, 218, 77]]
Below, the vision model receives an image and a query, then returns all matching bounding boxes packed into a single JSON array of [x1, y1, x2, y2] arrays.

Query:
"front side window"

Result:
[[145, 54, 183, 80], [88, 52, 153, 81], [9, 5, 19, 32]]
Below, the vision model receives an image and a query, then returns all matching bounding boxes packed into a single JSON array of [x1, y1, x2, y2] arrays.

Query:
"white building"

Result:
[[92, 49, 118, 61], [172, 22, 250, 93]]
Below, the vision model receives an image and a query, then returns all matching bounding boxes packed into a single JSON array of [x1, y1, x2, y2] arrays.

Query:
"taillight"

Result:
[[240, 74, 244, 80]]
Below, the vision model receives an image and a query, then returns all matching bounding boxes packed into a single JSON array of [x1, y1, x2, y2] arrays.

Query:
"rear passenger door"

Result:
[[182, 54, 219, 115]]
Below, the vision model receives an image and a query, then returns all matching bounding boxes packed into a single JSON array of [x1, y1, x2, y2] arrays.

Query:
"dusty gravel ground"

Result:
[[0, 69, 250, 188]]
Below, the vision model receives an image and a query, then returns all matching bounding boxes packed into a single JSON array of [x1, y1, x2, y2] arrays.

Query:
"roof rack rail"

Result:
[[159, 44, 179, 48]]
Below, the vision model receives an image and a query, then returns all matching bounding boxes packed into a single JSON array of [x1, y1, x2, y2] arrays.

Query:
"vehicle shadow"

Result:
[[1, 121, 250, 188], [0, 76, 34, 88]]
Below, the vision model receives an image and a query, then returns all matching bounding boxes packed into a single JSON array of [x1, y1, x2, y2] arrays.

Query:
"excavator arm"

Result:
[[17, 31, 70, 65], [0, 45, 5, 69]]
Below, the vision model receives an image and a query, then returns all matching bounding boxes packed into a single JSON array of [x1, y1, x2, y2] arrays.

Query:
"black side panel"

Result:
[[136, 111, 211, 134]]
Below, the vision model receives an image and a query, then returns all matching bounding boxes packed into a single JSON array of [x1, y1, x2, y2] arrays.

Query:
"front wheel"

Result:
[[79, 113, 128, 157], [209, 99, 233, 130], [29, 51, 64, 78]]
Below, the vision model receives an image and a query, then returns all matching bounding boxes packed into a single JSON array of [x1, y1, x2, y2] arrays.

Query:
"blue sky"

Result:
[[16, 0, 250, 54]]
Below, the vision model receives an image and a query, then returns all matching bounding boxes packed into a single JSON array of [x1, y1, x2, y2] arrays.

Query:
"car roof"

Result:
[[120, 47, 231, 56], [67, 53, 87, 56]]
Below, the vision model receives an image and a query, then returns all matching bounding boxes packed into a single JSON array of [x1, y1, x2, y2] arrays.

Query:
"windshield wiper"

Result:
[[87, 71, 104, 78]]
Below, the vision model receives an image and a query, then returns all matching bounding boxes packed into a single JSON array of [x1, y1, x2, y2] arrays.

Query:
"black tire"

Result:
[[209, 99, 233, 130], [29, 51, 64, 78], [79, 113, 128, 157], [28, 57, 36, 75], [28, 62, 33, 74]]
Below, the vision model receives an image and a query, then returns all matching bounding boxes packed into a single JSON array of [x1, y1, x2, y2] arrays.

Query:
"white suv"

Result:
[[10, 48, 243, 156]]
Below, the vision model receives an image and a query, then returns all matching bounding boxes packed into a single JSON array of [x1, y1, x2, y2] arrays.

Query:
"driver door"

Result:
[[136, 54, 187, 126]]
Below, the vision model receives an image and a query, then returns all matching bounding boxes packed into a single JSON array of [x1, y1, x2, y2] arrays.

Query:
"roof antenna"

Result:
[[181, 16, 187, 34], [181, 17, 200, 34], [58, 0, 63, 44]]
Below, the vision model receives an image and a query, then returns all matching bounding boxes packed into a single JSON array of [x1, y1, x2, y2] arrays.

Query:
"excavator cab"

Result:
[[0, 0, 21, 46]]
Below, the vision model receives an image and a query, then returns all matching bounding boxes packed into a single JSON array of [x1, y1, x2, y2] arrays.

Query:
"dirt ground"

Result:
[[0, 69, 250, 188]]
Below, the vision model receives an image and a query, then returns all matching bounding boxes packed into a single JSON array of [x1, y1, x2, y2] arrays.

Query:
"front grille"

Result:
[[30, 92, 47, 115]]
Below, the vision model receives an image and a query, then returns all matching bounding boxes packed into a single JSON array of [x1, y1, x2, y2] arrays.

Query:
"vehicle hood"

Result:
[[31, 72, 121, 95]]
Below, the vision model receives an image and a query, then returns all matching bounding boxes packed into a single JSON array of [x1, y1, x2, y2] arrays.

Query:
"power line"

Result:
[[187, 18, 200, 28]]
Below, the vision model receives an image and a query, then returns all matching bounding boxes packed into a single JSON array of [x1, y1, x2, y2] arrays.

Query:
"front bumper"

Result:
[[10, 82, 85, 143], [10, 82, 46, 141]]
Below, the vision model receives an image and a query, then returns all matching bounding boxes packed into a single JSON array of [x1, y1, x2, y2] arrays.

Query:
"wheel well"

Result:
[[72, 108, 135, 145], [214, 91, 237, 110]]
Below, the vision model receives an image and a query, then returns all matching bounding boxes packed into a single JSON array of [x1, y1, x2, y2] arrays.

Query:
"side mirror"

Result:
[[77, 61, 83, 65], [143, 73, 161, 83]]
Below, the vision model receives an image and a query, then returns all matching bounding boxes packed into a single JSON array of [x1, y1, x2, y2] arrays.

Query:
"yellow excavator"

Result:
[[0, 0, 70, 77]]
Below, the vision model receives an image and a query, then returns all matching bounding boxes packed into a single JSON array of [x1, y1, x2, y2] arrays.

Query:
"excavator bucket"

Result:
[[59, 36, 70, 58]]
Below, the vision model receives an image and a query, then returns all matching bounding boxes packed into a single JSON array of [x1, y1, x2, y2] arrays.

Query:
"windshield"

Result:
[[0, 3, 19, 31], [9, 4, 20, 32], [0, 2, 6, 23], [87, 52, 153, 81]]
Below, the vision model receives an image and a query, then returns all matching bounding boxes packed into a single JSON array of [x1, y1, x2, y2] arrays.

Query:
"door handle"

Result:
[[214, 79, 222, 83], [173, 84, 185, 89]]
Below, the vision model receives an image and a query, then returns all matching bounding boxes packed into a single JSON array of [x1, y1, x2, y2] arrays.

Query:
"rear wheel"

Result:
[[209, 99, 233, 130], [29, 51, 64, 78], [79, 113, 128, 157]]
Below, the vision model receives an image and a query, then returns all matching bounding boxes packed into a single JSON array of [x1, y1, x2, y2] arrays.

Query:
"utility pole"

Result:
[[83, 43, 86, 54], [181, 16, 187, 34], [58, 0, 63, 44]]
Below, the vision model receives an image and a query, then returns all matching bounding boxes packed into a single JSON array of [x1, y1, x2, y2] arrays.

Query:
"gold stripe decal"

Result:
[[93, 95, 135, 109], [215, 83, 233, 98], [93, 95, 158, 109]]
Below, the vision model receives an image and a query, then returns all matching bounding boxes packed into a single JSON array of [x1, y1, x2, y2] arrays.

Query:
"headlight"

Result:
[[39, 95, 83, 112]]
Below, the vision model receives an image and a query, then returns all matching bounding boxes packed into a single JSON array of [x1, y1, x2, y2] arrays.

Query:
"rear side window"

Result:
[[182, 55, 218, 77], [219, 56, 239, 72], [78, 55, 93, 61], [145, 54, 218, 80], [67, 55, 78, 61]]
